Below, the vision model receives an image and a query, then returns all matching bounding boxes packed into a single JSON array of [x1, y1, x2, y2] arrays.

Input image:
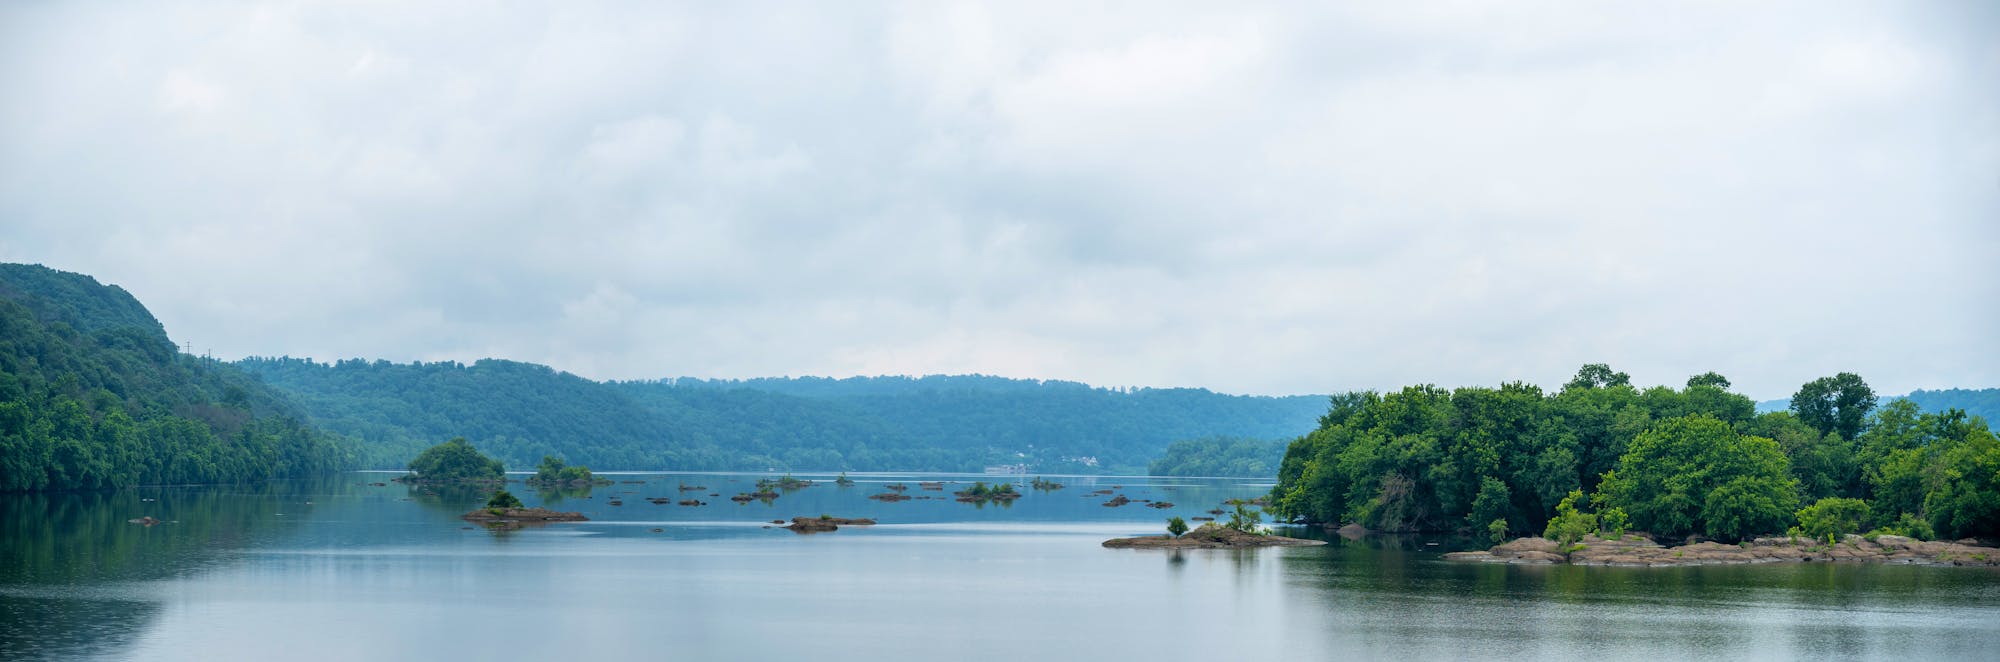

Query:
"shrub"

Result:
[[1167, 516, 1189, 537], [1865, 512, 1936, 540], [1795, 497, 1869, 541], [1485, 518, 1508, 545], [1599, 507, 1630, 537], [1543, 490, 1598, 546], [486, 490, 523, 510], [1225, 504, 1264, 534]]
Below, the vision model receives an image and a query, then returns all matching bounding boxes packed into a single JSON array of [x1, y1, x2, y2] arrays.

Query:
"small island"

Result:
[[1104, 522, 1324, 549], [783, 515, 877, 533], [526, 455, 611, 487], [954, 481, 1020, 503], [461, 490, 589, 530], [398, 437, 507, 485]]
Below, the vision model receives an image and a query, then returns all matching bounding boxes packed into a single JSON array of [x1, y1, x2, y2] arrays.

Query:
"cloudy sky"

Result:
[[2, 2, 1995, 399]]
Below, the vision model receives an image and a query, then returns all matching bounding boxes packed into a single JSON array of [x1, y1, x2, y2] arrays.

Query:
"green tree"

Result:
[[1795, 497, 1869, 541], [486, 489, 523, 510], [534, 455, 566, 483], [1564, 363, 1632, 392], [1920, 422, 2000, 539], [1166, 516, 1189, 537], [406, 437, 504, 483], [1542, 490, 1597, 546], [1225, 504, 1264, 533], [1791, 372, 1877, 442], [1595, 415, 1798, 542], [1465, 477, 1511, 534], [1686, 372, 1731, 390]]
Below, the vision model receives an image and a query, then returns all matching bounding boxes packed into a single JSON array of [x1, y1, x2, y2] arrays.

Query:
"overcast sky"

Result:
[[2, 2, 1995, 399]]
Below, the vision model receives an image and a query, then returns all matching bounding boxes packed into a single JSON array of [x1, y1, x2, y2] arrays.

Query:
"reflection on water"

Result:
[[2, 473, 1996, 661]]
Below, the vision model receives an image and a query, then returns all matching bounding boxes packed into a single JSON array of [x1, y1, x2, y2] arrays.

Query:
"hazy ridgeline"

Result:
[[235, 359, 1327, 474]]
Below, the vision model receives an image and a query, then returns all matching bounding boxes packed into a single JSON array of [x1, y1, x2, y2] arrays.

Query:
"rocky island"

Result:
[[1103, 522, 1326, 549], [1445, 534, 2000, 567], [461, 507, 590, 530], [783, 516, 877, 533]]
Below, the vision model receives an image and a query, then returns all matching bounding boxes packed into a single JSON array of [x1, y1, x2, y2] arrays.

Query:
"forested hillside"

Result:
[[1898, 389, 2000, 423], [1146, 436, 1290, 477], [235, 362, 1328, 473], [632, 376, 1327, 472], [1757, 388, 1998, 423], [0, 264, 348, 491], [1270, 366, 1999, 542]]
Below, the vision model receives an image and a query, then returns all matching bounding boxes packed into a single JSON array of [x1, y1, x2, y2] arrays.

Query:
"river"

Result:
[[3, 472, 1996, 660]]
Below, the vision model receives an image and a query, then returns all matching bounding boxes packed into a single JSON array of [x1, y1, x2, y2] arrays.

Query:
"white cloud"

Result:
[[1, 1, 1993, 400]]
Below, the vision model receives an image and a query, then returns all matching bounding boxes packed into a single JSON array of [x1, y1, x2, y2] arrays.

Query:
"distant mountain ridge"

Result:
[[1757, 389, 1998, 425], [236, 358, 1329, 473]]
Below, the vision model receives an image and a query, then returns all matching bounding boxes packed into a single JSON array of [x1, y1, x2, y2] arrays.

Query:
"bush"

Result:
[[1167, 516, 1189, 537], [1225, 504, 1264, 534], [1599, 507, 1630, 537], [1543, 490, 1598, 546], [1485, 518, 1508, 545], [1865, 512, 1936, 540], [1795, 497, 1869, 541], [486, 490, 523, 509]]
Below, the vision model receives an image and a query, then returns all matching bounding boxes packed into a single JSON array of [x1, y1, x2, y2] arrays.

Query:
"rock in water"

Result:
[[1102, 523, 1325, 549]]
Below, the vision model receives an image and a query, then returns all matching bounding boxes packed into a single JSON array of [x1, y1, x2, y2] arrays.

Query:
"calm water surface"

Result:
[[3, 472, 1997, 660]]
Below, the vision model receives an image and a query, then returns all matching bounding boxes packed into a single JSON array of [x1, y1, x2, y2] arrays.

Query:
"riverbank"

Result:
[[1445, 533, 2000, 567]]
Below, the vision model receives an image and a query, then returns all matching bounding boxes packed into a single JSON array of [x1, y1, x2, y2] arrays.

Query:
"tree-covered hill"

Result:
[[236, 357, 734, 471], [0, 264, 347, 491], [636, 376, 1328, 472], [1147, 436, 1290, 477], [1897, 389, 2000, 423], [232, 362, 1328, 473]]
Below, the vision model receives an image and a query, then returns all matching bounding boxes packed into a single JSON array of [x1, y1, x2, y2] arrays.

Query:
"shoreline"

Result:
[[1444, 533, 2000, 568]]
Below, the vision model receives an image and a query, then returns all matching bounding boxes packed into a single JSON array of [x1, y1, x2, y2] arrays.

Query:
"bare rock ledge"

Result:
[[1444, 534, 2000, 567], [1103, 523, 1327, 549], [461, 507, 589, 530]]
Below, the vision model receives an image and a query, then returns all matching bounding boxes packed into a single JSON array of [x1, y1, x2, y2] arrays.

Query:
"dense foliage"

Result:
[[405, 437, 503, 482], [1146, 436, 1289, 477], [1271, 365, 2000, 542], [530, 455, 597, 485], [234, 360, 1326, 473], [0, 264, 348, 491]]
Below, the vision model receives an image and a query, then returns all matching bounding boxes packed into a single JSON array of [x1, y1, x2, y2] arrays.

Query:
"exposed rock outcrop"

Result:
[[460, 507, 589, 530], [1104, 523, 1326, 549], [1443, 534, 2000, 567], [783, 516, 877, 533]]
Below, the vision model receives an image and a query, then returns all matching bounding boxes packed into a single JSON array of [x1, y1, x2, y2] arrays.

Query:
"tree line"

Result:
[[1269, 365, 1999, 542]]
